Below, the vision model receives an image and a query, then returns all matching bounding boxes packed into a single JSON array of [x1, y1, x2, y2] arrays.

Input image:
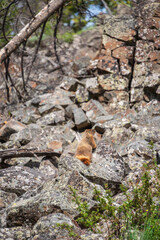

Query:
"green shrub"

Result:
[[69, 161, 160, 239]]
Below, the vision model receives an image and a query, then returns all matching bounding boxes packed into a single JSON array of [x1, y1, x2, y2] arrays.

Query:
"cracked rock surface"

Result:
[[0, 0, 160, 239]]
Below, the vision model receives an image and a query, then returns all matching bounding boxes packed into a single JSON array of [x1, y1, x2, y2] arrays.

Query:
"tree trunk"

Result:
[[0, 0, 66, 63]]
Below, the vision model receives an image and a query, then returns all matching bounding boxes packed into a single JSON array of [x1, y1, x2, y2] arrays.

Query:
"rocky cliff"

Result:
[[0, 0, 160, 239]]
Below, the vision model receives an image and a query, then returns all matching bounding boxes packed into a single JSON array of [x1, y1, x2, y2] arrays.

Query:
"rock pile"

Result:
[[0, 0, 159, 239]]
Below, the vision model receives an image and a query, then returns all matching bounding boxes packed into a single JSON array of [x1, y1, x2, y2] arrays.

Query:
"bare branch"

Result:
[[26, 20, 47, 83], [0, 0, 67, 63], [100, 0, 112, 15], [53, 4, 65, 74], [0, 147, 61, 161]]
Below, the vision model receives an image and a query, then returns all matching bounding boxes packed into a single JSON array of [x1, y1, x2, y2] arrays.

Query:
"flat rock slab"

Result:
[[0, 166, 55, 195]]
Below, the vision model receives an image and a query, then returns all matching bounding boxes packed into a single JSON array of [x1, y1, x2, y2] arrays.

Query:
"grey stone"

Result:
[[76, 85, 89, 103], [10, 127, 32, 145], [0, 227, 31, 240], [82, 99, 109, 124], [0, 190, 17, 210], [60, 76, 78, 91], [73, 108, 90, 129], [37, 110, 65, 126], [0, 120, 26, 141], [32, 213, 77, 239], [6, 170, 97, 227], [65, 104, 78, 119], [98, 74, 129, 91], [0, 166, 55, 195]]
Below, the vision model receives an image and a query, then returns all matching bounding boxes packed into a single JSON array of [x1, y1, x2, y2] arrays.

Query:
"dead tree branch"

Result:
[[0, 147, 61, 161], [0, 0, 67, 63]]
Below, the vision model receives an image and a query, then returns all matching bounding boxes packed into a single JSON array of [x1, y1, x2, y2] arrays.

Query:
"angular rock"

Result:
[[82, 99, 109, 125], [135, 126, 160, 143], [0, 190, 17, 210], [76, 85, 89, 103], [103, 91, 129, 112], [131, 62, 160, 88], [65, 104, 78, 119], [98, 74, 128, 91], [59, 76, 78, 91], [85, 77, 102, 95], [130, 88, 144, 103], [103, 16, 136, 42], [59, 142, 129, 193], [38, 103, 62, 115], [47, 140, 63, 154], [32, 213, 78, 240], [0, 227, 31, 240], [10, 128, 32, 146], [120, 59, 132, 76], [37, 109, 65, 126], [97, 55, 119, 74], [73, 108, 90, 129], [112, 46, 134, 60], [0, 166, 55, 195], [6, 170, 98, 226], [135, 40, 154, 62], [0, 120, 26, 141], [39, 159, 58, 178]]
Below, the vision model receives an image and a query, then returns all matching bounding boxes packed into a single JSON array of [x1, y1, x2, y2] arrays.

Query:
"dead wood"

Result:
[[0, 0, 66, 63], [0, 147, 61, 161]]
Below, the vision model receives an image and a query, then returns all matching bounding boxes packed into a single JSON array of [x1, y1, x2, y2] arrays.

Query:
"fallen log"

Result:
[[0, 147, 61, 160]]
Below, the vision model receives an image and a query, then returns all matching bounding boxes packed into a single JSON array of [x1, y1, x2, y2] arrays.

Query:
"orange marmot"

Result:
[[75, 129, 96, 165]]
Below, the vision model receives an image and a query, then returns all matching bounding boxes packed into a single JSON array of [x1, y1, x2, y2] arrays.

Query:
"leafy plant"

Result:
[[57, 223, 80, 239], [69, 161, 160, 239]]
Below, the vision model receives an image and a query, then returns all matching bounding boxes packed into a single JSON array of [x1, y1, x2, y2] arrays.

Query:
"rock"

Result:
[[60, 76, 78, 91], [73, 108, 90, 129], [37, 92, 73, 115], [10, 127, 32, 146], [112, 46, 134, 60], [97, 55, 119, 74], [0, 166, 54, 195], [47, 140, 63, 154], [135, 126, 160, 143], [0, 227, 31, 240], [98, 74, 129, 91], [32, 213, 78, 240], [104, 91, 129, 112], [0, 120, 26, 141], [82, 99, 109, 124], [0, 190, 17, 210], [85, 77, 101, 95], [103, 16, 136, 42], [76, 85, 89, 103], [135, 40, 154, 62], [5, 170, 98, 226], [39, 159, 58, 178], [59, 142, 129, 194], [37, 109, 65, 126], [65, 104, 78, 119]]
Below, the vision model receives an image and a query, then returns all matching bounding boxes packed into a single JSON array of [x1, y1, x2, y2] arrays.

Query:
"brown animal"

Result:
[[75, 129, 96, 165]]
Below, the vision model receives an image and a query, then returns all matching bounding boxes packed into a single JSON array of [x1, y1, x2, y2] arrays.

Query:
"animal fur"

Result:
[[75, 129, 96, 165]]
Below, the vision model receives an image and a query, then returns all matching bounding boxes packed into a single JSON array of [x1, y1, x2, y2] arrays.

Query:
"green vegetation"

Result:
[[68, 160, 160, 239], [0, 0, 132, 48], [57, 223, 80, 239]]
